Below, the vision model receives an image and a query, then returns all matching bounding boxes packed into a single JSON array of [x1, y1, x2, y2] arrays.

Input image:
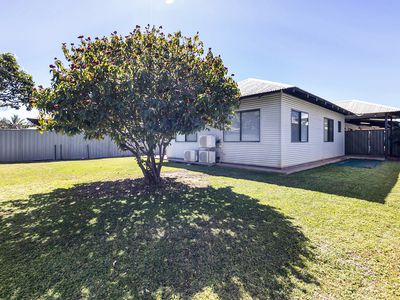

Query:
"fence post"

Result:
[[54, 144, 57, 160], [368, 131, 371, 154]]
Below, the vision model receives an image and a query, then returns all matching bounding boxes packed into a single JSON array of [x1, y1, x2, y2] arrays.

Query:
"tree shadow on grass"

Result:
[[0, 178, 316, 299], [164, 161, 400, 203]]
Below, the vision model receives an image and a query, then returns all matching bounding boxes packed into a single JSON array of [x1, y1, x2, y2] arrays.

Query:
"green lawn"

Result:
[[0, 158, 399, 299]]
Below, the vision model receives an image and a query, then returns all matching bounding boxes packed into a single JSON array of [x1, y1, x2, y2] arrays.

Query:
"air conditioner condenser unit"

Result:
[[199, 135, 216, 148], [184, 150, 198, 162], [198, 150, 216, 164]]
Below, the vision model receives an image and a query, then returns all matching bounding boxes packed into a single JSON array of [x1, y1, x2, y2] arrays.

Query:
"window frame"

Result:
[[223, 109, 261, 142], [175, 133, 198, 142], [184, 133, 198, 142], [324, 118, 334, 142], [291, 109, 309, 143], [338, 120, 342, 133]]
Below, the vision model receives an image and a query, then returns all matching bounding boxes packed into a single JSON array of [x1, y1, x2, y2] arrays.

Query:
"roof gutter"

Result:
[[282, 87, 353, 116], [239, 87, 354, 116], [345, 110, 400, 119]]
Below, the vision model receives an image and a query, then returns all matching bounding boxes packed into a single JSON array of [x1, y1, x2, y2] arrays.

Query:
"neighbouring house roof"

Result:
[[238, 78, 352, 115], [335, 100, 400, 115], [27, 118, 40, 126]]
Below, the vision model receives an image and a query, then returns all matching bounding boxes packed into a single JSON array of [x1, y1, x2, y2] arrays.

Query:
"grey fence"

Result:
[[393, 144, 400, 157], [390, 134, 400, 157], [345, 130, 385, 156], [0, 129, 131, 163]]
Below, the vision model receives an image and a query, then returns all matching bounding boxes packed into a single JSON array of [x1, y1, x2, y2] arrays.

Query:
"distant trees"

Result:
[[0, 53, 34, 109], [0, 118, 8, 129], [0, 114, 29, 129]]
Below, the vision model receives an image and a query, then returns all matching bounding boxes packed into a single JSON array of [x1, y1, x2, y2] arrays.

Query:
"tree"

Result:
[[34, 26, 240, 185], [0, 114, 28, 129], [0, 118, 9, 129], [9, 114, 28, 129], [0, 53, 34, 109]]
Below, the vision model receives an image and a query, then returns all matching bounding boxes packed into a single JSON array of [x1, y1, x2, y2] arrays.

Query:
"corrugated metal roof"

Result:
[[335, 100, 400, 115], [238, 78, 352, 115], [238, 78, 293, 97]]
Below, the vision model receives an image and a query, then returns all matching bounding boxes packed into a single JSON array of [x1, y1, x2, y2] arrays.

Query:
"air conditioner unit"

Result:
[[199, 150, 216, 164], [184, 150, 198, 162], [199, 135, 216, 148]]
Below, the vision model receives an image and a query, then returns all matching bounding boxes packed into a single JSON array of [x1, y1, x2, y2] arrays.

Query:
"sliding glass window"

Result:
[[291, 110, 309, 142], [324, 118, 334, 142], [175, 133, 198, 142], [224, 109, 260, 142], [223, 113, 241, 141]]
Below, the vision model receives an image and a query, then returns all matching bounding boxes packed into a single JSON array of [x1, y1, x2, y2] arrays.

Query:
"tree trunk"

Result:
[[138, 152, 163, 187], [143, 170, 162, 186], [125, 141, 169, 187]]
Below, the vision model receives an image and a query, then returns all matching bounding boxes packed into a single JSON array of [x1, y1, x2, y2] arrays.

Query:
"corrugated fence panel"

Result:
[[0, 129, 131, 162], [345, 130, 384, 156], [389, 129, 400, 157], [370, 130, 385, 156], [393, 143, 400, 157], [345, 131, 368, 155], [22, 130, 55, 161]]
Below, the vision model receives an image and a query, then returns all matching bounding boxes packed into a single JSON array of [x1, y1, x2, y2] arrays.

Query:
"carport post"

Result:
[[384, 113, 389, 158], [390, 116, 393, 157]]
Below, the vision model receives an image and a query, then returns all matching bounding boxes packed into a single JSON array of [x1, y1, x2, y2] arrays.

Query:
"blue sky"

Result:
[[1, 0, 399, 119]]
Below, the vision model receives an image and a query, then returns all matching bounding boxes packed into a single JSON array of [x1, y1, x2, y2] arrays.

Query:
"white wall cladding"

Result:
[[0, 129, 131, 162], [280, 93, 345, 167], [219, 93, 281, 167], [167, 91, 346, 169], [166, 93, 282, 168], [166, 127, 222, 159]]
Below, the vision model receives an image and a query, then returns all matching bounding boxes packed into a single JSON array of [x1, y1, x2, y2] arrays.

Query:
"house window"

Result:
[[324, 118, 334, 142], [224, 109, 260, 142], [291, 110, 309, 142], [338, 121, 342, 133], [223, 113, 241, 141], [185, 133, 197, 142], [175, 133, 198, 142]]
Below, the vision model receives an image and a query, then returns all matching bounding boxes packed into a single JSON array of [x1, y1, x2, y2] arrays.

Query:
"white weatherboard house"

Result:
[[167, 78, 352, 170]]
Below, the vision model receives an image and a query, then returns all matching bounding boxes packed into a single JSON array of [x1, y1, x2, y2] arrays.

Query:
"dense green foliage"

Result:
[[0, 53, 34, 109], [0, 158, 399, 299], [34, 26, 240, 185]]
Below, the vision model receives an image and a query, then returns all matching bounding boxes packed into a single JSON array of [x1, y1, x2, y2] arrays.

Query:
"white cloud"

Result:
[[165, 0, 175, 4]]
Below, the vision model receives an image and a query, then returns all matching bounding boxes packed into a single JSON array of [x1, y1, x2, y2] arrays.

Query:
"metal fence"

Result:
[[390, 134, 400, 157], [0, 129, 131, 163], [392, 144, 400, 157], [345, 130, 385, 156]]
